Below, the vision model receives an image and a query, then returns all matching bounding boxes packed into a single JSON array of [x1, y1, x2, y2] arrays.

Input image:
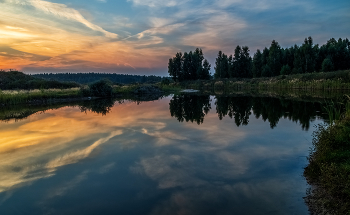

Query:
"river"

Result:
[[0, 93, 335, 215]]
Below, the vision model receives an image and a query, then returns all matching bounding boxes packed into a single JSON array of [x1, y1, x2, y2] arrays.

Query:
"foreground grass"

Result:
[[0, 88, 81, 105], [304, 96, 350, 215]]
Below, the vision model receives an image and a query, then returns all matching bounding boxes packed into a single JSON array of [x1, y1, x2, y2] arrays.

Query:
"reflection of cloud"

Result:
[[46, 130, 122, 171], [98, 162, 116, 174], [131, 155, 207, 189], [0, 100, 171, 194], [0, 106, 128, 193], [47, 170, 89, 198], [149, 178, 307, 215], [141, 128, 187, 146], [0, 130, 121, 193]]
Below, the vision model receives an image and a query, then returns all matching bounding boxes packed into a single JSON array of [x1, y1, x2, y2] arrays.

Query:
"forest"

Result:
[[168, 48, 211, 81], [168, 37, 350, 80], [32, 73, 165, 84]]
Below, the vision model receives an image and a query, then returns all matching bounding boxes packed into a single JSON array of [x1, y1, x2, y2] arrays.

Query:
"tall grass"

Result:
[[0, 88, 81, 105], [323, 100, 343, 125], [178, 70, 350, 92], [304, 95, 350, 214]]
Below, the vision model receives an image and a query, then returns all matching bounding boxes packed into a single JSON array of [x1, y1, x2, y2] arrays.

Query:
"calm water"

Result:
[[0, 94, 328, 215]]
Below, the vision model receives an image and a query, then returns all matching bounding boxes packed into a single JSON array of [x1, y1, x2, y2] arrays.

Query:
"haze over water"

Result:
[[0, 95, 326, 215]]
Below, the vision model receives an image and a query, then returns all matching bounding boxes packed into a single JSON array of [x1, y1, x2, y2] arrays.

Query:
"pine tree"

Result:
[[268, 40, 282, 76], [252, 49, 263, 77]]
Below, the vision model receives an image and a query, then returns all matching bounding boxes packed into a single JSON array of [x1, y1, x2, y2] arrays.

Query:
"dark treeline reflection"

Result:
[[169, 94, 211, 124], [79, 98, 115, 115], [170, 94, 326, 130], [0, 94, 166, 122], [0, 98, 118, 122]]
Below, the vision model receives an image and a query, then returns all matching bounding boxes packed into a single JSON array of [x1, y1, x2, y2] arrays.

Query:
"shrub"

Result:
[[88, 79, 113, 97]]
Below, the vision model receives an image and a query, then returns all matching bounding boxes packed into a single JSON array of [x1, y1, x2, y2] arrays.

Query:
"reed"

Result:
[[304, 95, 350, 214], [0, 88, 81, 105]]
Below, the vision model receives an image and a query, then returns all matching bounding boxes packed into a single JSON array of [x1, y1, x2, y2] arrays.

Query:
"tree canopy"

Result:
[[168, 48, 211, 81], [213, 37, 350, 79]]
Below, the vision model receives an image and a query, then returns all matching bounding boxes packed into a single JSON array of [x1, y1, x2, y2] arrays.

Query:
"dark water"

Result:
[[0, 94, 330, 215]]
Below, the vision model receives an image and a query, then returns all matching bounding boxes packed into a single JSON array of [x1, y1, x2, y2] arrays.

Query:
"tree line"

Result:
[[168, 37, 350, 81], [0, 70, 79, 90], [32, 73, 164, 84], [168, 48, 211, 81]]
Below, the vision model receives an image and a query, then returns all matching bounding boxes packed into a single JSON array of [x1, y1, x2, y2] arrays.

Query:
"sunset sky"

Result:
[[1, 0, 349, 76]]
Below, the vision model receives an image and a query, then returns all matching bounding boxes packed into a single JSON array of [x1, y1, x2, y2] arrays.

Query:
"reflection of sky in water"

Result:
[[0, 96, 318, 214]]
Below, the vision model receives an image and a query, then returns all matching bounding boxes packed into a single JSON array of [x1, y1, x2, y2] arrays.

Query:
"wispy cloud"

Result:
[[5, 0, 117, 38], [127, 0, 188, 8]]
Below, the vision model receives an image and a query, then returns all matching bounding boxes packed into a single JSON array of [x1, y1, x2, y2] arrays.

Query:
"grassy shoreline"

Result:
[[1, 70, 349, 105], [168, 70, 350, 91], [0, 88, 84, 105], [304, 96, 350, 215]]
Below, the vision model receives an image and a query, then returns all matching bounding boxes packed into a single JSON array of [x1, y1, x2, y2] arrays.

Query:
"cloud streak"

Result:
[[6, 0, 117, 38]]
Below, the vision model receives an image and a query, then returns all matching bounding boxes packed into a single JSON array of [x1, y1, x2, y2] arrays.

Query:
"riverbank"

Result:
[[0, 83, 174, 106], [0, 88, 85, 105], [2, 70, 349, 105], [304, 96, 350, 214], [168, 70, 350, 91]]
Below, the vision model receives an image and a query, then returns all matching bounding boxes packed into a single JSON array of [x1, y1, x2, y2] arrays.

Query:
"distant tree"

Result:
[[300, 36, 316, 73], [322, 57, 334, 72], [293, 45, 303, 74], [262, 47, 269, 66], [168, 48, 211, 81], [233, 46, 242, 77], [214, 51, 229, 78], [252, 49, 263, 77], [168, 52, 183, 81], [280, 65, 292, 75], [200, 59, 211, 80], [268, 40, 282, 76], [240, 46, 252, 78], [261, 64, 272, 77]]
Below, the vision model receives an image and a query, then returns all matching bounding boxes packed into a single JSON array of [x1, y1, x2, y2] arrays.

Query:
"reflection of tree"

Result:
[[169, 94, 211, 124], [80, 98, 115, 115], [215, 96, 324, 130], [215, 96, 252, 126], [252, 97, 322, 130]]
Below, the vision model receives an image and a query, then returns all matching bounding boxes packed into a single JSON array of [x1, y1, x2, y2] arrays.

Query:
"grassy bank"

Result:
[[0, 82, 172, 105], [2, 70, 349, 105], [0, 88, 83, 105], [304, 96, 350, 215], [168, 70, 350, 92]]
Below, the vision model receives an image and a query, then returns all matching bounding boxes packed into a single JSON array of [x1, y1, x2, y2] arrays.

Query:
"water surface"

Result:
[[0, 95, 327, 215]]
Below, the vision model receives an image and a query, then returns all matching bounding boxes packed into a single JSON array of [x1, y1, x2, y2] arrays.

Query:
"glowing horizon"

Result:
[[1, 0, 349, 76]]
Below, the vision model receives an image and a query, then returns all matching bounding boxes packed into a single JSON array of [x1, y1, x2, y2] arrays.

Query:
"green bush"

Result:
[[88, 80, 113, 97]]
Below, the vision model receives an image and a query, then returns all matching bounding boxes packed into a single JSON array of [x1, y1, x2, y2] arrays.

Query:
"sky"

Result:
[[0, 0, 349, 76]]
